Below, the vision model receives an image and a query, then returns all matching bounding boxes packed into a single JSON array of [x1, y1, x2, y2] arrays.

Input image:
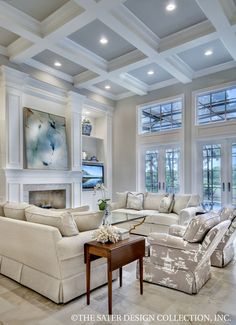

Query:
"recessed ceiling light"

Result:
[[147, 70, 154, 75], [204, 49, 213, 56], [54, 61, 62, 67], [100, 37, 108, 45], [105, 85, 111, 90], [166, 3, 176, 11], [84, 111, 90, 115]]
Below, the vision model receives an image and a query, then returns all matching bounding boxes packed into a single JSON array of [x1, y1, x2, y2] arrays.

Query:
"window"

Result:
[[197, 86, 236, 125], [202, 144, 221, 210], [140, 99, 182, 134], [144, 147, 181, 193], [165, 148, 180, 193], [145, 150, 158, 192]]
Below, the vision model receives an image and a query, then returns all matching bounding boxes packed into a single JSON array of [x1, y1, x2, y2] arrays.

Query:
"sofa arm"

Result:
[[147, 232, 200, 252], [179, 206, 204, 226], [169, 225, 186, 237]]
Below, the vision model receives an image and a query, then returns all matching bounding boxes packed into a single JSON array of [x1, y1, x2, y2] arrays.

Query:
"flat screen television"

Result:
[[82, 163, 104, 189]]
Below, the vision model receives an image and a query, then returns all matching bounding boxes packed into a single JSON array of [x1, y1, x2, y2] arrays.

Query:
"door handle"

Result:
[[222, 182, 225, 192], [228, 182, 231, 192]]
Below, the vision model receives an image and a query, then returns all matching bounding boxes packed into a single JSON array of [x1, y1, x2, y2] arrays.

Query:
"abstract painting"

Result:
[[24, 108, 68, 169]]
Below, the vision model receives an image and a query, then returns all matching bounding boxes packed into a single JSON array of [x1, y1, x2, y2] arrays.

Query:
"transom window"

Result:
[[140, 99, 182, 134], [197, 86, 236, 125]]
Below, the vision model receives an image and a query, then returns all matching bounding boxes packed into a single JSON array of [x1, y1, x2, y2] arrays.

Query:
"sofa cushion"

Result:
[[25, 206, 79, 237], [183, 212, 220, 243], [144, 212, 179, 226], [72, 211, 103, 232], [143, 193, 166, 210], [115, 192, 128, 209], [172, 194, 191, 215], [126, 192, 144, 210], [159, 195, 173, 213], [4, 202, 31, 220], [187, 194, 200, 208]]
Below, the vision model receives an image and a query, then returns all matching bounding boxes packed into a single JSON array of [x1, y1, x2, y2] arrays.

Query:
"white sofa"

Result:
[[0, 202, 116, 303], [110, 192, 202, 236]]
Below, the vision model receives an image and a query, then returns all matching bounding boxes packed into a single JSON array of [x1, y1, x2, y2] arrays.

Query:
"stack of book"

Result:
[[114, 227, 130, 240]]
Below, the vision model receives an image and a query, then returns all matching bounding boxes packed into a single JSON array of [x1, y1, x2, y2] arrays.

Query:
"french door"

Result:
[[197, 139, 236, 209], [139, 144, 181, 193]]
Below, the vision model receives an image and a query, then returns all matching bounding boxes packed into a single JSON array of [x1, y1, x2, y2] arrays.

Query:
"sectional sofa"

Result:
[[0, 202, 115, 303], [110, 192, 202, 235]]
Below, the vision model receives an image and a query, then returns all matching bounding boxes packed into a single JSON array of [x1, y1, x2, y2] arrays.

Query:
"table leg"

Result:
[[107, 259, 112, 314], [119, 267, 122, 287], [86, 250, 91, 305], [139, 257, 143, 295]]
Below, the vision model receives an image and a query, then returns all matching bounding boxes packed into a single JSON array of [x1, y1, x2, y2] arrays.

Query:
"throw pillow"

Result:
[[4, 202, 31, 220], [172, 194, 191, 215], [159, 194, 173, 213], [115, 192, 128, 209], [143, 193, 166, 210], [25, 206, 79, 237], [73, 211, 104, 232], [126, 192, 144, 210], [183, 212, 220, 243]]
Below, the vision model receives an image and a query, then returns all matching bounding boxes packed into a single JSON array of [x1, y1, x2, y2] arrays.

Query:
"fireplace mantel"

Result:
[[4, 168, 82, 207]]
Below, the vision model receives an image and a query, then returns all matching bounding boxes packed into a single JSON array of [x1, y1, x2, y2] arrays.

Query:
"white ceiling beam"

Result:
[[24, 58, 73, 83], [0, 1, 41, 42], [111, 73, 148, 96], [97, 4, 192, 83], [86, 85, 117, 100], [196, 0, 236, 60], [159, 20, 217, 56]]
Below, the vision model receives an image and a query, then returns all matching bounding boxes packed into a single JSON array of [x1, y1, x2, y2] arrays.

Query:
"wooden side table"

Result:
[[84, 235, 145, 315]]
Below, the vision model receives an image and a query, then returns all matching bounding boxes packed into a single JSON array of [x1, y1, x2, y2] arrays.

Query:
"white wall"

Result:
[[113, 67, 236, 197]]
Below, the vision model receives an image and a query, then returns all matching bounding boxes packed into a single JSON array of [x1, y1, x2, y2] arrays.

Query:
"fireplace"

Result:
[[29, 190, 66, 209]]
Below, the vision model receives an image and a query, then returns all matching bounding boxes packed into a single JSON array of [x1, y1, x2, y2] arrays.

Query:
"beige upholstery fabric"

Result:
[[4, 202, 31, 220], [210, 209, 236, 267], [159, 195, 173, 213], [25, 206, 79, 237], [187, 194, 200, 208], [143, 193, 166, 210], [72, 211, 103, 232], [126, 192, 144, 210], [179, 207, 203, 226], [172, 194, 191, 215], [183, 212, 220, 243], [110, 192, 128, 210], [142, 220, 230, 294], [0, 216, 115, 303], [144, 212, 179, 226], [169, 224, 186, 237]]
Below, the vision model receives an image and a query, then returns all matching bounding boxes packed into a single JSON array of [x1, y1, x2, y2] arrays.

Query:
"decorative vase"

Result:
[[103, 206, 110, 225], [82, 121, 92, 136]]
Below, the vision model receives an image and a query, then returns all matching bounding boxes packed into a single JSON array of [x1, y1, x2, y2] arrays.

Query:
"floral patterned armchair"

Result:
[[143, 213, 230, 294], [169, 208, 236, 268]]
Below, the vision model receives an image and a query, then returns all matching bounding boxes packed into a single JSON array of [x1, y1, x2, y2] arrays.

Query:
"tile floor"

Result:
[[0, 260, 235, 325]]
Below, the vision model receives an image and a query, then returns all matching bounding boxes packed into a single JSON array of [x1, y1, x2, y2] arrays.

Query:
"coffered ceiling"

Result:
[[0, 0, 236, 100]]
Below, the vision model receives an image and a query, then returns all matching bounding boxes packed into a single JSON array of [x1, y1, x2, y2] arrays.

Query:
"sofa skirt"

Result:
[[0, 255, 118, 303]]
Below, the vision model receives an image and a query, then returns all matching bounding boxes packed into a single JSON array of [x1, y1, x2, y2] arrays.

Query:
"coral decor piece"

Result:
[[92, 225, 120, 244]]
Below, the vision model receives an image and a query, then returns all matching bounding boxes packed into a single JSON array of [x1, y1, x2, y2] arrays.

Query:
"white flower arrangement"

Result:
[[92, 225, 120, 244]]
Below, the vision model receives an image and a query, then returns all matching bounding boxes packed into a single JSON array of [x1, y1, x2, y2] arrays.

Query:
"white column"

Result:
[[0, 66, 28, 202], [66, 91, 85, 207], [66, 91, 85, 171]]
